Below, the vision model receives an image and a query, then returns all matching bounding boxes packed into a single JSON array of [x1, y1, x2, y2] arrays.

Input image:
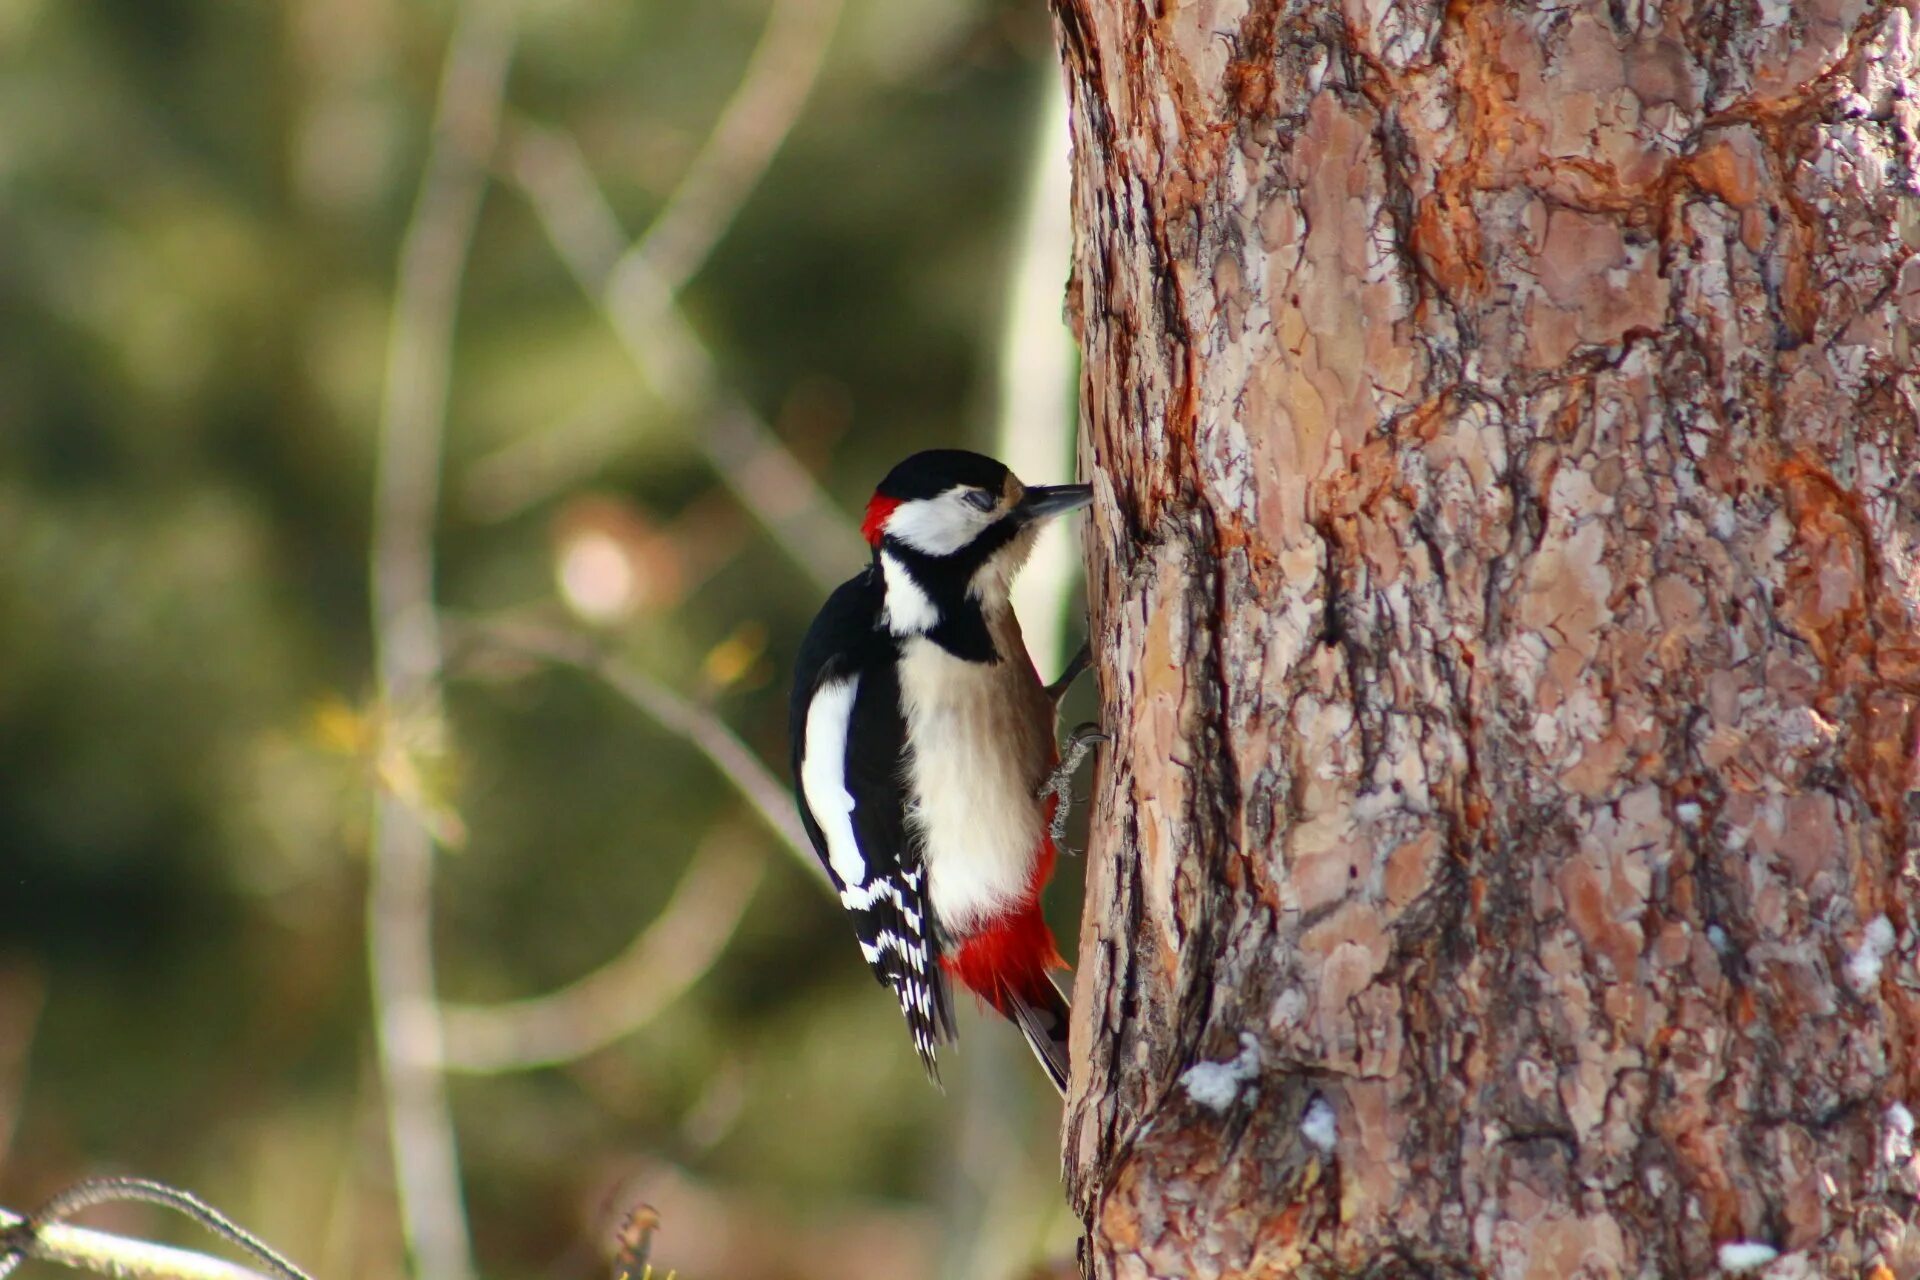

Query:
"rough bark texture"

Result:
[[1053, 1, 1920, 1276]]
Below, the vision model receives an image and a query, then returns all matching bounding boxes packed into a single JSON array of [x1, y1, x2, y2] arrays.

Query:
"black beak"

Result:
[[1016, 483, 1093, 522]]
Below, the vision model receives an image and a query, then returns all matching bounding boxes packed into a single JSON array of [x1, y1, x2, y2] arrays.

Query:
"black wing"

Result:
[[790, 571, 957, 1081]]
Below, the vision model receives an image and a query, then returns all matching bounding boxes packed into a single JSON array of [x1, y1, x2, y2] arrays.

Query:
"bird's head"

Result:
[[861, 449, 1091, 637]]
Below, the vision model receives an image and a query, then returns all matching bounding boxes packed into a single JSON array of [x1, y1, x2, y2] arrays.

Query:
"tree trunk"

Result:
[[1052, 1, 1920, 1275]]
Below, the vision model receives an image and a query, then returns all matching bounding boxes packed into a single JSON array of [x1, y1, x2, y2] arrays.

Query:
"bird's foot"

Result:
[[1041, 721, 1109, 847]]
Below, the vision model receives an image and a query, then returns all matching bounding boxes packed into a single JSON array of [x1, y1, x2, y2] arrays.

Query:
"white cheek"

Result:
[[885, 495, 991, 556]]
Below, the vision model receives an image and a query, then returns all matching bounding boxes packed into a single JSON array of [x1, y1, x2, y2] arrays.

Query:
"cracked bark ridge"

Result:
[[1052, 1, 1920, 1276]]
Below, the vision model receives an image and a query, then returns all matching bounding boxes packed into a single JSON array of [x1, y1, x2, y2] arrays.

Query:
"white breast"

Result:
[[898, 607, 1055, 936]]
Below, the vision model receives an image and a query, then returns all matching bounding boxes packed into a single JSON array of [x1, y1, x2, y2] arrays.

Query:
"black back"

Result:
[[789, 565, 957, 1079]]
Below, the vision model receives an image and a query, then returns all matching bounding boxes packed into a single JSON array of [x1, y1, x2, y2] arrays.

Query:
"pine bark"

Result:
[[1052, 2, 1920, 1276]]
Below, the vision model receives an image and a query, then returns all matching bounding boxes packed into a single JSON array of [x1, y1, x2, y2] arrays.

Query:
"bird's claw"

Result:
[[1065, 721, 1109, 750], [1041, 720, 1109, 846]]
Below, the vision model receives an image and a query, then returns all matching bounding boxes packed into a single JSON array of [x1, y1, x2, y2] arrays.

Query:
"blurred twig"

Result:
[[0, 1178, 312, 1280], [460, 384, 647, 520], [465, 0, 856, 571], [368, 7, 515, 1280], [625, 0, 842, 298], [503, 122, 860, 591], [439, 827, 766, 1072], [453, 621, 825, 885], [994, 84, 1080, 678]]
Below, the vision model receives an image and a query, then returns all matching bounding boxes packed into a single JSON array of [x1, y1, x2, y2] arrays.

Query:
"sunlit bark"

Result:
[[1054, 2, 1920, 1274]]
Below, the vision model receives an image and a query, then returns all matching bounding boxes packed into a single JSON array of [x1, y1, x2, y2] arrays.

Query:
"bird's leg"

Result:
[[1044, 640, 1093, 704], [1041, 721, 1108, 847]]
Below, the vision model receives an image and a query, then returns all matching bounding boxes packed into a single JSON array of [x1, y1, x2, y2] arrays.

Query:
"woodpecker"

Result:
[[790, 449, 1097, 1093]]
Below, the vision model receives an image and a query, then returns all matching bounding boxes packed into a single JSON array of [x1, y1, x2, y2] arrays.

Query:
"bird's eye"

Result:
[[963, 489, 997, 512]]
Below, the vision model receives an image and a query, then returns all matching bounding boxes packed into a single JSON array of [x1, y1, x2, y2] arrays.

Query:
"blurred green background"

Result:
[[0, 0, 1089, 1276]]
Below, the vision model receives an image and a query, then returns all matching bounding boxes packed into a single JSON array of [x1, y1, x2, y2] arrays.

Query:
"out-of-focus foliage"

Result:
[[0, 0, 1081, 1275]]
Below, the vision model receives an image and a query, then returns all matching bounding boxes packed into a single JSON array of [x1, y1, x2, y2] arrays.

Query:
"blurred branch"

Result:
[[452, 621, 825, 886], [994, 84, 1080, 677], [439, 827, 766, 1072], [503, 119, 860, 592], [460, 383, 646, 521], [625, 0, 842, 298], [464, 0, 853, 563], [368, 7, 514, 1280], [0, 1178, 313, 1280]]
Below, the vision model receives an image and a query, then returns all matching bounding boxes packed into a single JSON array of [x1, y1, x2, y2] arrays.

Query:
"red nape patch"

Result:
[[861, 495, 902, 547]]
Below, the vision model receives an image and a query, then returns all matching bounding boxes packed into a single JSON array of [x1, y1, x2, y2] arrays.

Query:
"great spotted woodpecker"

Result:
[[790, 449, 1097, 1092]]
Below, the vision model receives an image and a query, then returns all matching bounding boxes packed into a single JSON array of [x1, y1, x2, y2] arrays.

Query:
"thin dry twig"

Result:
[[0, 1210, 273, 1280], [0, 1178, 312, 1280], [504, 123, 860, 591], [452, 621, 824, 882], [368, 8, 514, 1280], [439, 827, 766, 1072]]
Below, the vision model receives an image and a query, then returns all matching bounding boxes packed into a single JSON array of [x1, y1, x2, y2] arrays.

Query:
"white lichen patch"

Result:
[[1717, 1241, 1780, 1273], [1848, 916, 1897, 994], [1269, 988, 1308, 1031], [1885, 1100, 1914, 1165], [1300, 1094, 1339, 1152], [1181, 1033, 1262, 1111]]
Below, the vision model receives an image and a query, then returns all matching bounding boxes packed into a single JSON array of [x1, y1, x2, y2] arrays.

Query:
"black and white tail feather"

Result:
[[792, 578, 960, 1082], [846, 865, 957, 1081]]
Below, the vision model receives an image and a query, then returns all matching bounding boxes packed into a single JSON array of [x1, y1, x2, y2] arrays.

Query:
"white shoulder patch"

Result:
[[800, 676, 867, 888], [881, 552, 939, 635]]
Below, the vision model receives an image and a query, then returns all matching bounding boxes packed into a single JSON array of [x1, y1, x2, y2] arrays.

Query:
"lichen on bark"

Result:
[[1052, 1, 1920, 1276]]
